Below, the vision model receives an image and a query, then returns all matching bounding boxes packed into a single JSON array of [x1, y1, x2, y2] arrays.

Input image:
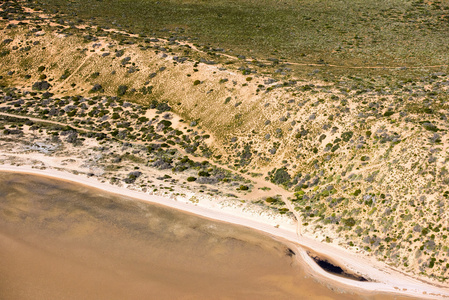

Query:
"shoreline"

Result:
[[0, 165, 448, 299]]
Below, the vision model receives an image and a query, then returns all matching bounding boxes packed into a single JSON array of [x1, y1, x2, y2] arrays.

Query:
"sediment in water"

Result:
[[0, 171, 411, 299]]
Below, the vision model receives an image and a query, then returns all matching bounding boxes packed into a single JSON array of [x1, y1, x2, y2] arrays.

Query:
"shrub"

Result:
[[266, 197, 276, 203], [66, 109, 77, 117], [90, 84, 103, 93], [270, 167, 291, 186], [341, 131, 353, 142], [156, 102, 171, 112], [32, 81, 50, 91], [331, 144, 340, 152], [343, 217, 356, 227], [117, 85, 128, 96], [193, 79, 201, 85], [121, 57, 131, 65], [124, 171, 142, 184], [158, 120, 172, 128], [37, 65, 45, 72], [423, 122, 439, 132], [187, 176, 197, 182], [42, 92, 53, 99], [198, 170, 210, 177], [429, 257, 436, 268], [60, 69, 70, 79]]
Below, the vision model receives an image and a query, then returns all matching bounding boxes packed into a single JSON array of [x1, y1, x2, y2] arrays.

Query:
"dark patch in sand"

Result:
[[308, 252, 369, 282]]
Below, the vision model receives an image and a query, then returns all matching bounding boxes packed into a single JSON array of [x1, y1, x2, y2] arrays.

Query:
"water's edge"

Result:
[[0, 171, 414, 299]]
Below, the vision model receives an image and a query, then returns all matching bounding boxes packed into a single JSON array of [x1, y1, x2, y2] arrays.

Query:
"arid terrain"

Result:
[[1, 0, 449, 297]]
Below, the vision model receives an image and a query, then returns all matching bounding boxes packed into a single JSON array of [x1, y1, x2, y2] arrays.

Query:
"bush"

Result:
[[270, 167, 291, 186], [193, 79, 201, 85], [124, 171, 142, 184], [341, 131, 353, 142], [42, 92, 53, 99], [265, 197, 284, 205], [156, 102, 171, 112], [121, 57, 131, 65], [198, 171, 210, 177], [266, 197, 276, 203], [423, 122, 439, 132], [60, 69, 70, 79], [32, 81, 50, 91], [343, 217, 356, 227], [90, 84, 103, 93], [187, 176, 197, 182], [429, 257, 436, 268], [0, 50, 10, 57], [117, 85, 128, 96], [158, 120, 172, 128]]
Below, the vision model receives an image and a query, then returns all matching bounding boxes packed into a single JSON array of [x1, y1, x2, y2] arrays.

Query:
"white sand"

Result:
[[0, 164, 448, 299]]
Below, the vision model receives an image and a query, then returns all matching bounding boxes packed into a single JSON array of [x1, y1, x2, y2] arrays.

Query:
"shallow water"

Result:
[[0, 172, 410, 299]]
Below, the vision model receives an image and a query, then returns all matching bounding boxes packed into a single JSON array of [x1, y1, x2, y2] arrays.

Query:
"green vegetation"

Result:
[[117, 85, 128, 96], [32, 0, 449, 79], [2, 0, 449, 283], [268, 167, 291, 186]]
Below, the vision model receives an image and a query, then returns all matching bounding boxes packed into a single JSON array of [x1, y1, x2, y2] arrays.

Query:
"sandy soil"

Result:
[[0, 165, 447, 299]]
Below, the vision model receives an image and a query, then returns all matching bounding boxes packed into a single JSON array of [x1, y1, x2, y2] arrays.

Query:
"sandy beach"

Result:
[[0, 165, 447, 299]]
